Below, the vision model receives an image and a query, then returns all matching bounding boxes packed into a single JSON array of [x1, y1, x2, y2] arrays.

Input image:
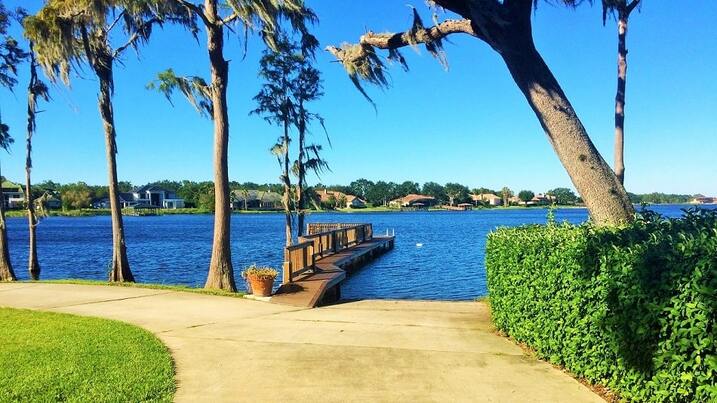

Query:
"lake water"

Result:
[[5, 204, 712, 300]]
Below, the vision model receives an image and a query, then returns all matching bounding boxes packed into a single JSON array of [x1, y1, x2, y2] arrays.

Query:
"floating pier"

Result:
[[271, 223, 394, 308]]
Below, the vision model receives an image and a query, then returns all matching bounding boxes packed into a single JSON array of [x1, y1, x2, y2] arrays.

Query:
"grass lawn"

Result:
[[0, 308, 174, 402]]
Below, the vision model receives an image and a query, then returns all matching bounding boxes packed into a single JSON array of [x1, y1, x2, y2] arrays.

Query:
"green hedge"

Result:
[[486, 209, 717, 402]]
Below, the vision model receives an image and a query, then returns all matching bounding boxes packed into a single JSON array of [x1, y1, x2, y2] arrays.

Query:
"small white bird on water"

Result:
[[416, 243, 423, 248]]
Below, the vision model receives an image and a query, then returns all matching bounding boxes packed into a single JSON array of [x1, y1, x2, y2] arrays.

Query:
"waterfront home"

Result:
[[389, 194, 437, 209], [317, 189, 366, 209], [531, 193, 556, 205], [691, 196, 717, 204], [1, 180, 25, 209], [231, 190, 282, 210], [92, 193, 135, 209], [131, 185, 185, 209], [471, 193, 502, 206], [345, 195, 367, 209]]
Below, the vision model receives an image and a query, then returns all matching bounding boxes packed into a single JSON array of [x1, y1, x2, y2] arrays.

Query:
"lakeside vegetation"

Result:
[[8, 178, 703, 217], [0, 308, 175, 402], [34, 279, 247, 298]]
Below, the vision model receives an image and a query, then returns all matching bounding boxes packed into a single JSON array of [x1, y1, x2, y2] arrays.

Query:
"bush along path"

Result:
[[486, 208, 717, 402]]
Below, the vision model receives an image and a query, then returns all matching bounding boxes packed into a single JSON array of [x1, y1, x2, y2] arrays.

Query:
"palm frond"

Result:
[[147, 68, 213, 118]]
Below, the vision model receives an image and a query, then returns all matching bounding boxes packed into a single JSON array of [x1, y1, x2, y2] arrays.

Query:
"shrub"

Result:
[[242, 265, 278, 280], [486, 208, 717, 402]]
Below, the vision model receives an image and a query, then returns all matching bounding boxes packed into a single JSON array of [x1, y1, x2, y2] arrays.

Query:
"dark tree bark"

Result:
[[0, 163, 15, 281], [610, 0, 639, 185], [282, 116, 293, 246], [93, 50, 134, 282], [203, 0, 236, 291], [296, 102, 306, 237], [25, 74, 39, 280]]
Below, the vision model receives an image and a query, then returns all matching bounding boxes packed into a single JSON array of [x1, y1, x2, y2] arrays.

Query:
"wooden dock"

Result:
[[270, 223, 394, 308]]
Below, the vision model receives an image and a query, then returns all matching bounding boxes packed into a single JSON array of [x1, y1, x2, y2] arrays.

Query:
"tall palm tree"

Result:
[[602, 0, 642, 184], [293, 54, 328, 237], [24, 41, 50, 280], [150, 1, 317, 289], [0, 1, 27, 282], [254, 39, 301, 246], [25, 0, 192, 282]]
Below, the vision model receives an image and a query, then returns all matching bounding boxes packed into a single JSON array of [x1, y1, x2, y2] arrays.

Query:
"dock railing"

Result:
[[283, 224, 373, 284]]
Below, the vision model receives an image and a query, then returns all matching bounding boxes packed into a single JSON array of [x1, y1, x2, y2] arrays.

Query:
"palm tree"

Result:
[[292, 53, 328, 237], [24, 41, 50, 280], [0, 1, 27, 282], [602, 0, 641, 184], [25, 0, 192, 282], [149, 0, 317, 290], [253, 38, 302, 246]]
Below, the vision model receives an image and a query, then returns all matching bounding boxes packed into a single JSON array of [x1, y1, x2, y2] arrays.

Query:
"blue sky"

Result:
[[1, 1, 716, 195]]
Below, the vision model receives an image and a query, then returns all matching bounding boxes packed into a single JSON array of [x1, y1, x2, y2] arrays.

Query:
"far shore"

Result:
[[3, 203, 707, 219]]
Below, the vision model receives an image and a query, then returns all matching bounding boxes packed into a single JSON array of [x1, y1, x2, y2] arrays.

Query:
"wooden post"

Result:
[[283, 260, 292, 284]]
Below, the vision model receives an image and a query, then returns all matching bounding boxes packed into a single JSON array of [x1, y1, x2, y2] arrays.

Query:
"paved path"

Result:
[[0, 283, 603, 402]]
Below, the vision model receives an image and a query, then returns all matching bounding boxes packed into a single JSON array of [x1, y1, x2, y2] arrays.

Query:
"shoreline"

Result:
[[3, 203, 707, 218]]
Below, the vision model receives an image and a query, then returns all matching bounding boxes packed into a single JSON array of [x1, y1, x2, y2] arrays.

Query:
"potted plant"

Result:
[[242, 265, 278, 297]]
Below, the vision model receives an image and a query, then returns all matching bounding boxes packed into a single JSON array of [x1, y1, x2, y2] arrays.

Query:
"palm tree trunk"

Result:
[[204, 0, 236, 291], [491, 8, 634, 225], [25, 153, 39, 280], [296, 106, 306, 237], [283, 118, 293, 246], [26, 50, 40, 280], [0, 163, 15, 281], [614, 12, 628, 184], [96, 59, 133, 282]]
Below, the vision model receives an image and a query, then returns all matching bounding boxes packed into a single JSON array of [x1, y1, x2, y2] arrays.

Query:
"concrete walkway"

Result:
[[0, 283, 603, 402]]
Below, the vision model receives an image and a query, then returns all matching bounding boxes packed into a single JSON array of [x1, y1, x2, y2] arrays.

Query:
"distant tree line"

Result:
[[16, 178, 700, 212]]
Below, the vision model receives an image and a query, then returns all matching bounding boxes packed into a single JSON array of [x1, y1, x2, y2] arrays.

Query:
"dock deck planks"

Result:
[[271, 236, 394, 308]]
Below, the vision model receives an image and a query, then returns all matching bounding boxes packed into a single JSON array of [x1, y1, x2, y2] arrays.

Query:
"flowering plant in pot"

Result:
[[242, 265, 278, 297]]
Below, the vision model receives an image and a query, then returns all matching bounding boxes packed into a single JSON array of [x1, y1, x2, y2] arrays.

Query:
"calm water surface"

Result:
[[6, 204, 711, 300]]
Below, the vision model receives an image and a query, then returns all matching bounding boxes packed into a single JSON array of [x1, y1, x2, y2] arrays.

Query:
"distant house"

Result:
[[531, 193, 556, 205], [691, 196, 717, 204], [317, 189, 365, 209], [1, 180, 25, 209], [345, 195, 367, 209], [131, 185, 185, 209], [92, 193, 138, 209], [471, 193, 502, 206], [389, 194, 437, 209], [231, 190, 282, 210]]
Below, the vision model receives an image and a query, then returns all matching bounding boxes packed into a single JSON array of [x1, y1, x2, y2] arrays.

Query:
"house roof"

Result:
[[316, 189, 354, 203], [345, 195, 366, 204], [391, 194, 436, 205], [133, 184, 171, 194], [232, 190, 282, 203], [471, 193, 500, 201], [1, 180, 23, 192]]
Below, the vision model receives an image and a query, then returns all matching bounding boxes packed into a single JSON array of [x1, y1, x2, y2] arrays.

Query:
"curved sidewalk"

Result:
[[0, 283, 603, 402]]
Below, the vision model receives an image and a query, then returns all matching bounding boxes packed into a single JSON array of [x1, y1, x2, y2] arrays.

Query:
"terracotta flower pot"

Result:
[[248, 275, 275, 297]]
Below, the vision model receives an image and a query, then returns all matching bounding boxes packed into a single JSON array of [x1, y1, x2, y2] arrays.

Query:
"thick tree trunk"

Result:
[[282, 119, 293, 246], [96, 58, 134, 282], [498, 34, 634, 225], [296, 107, 306, 237], [614, 14, 628, 184], [204, 0, 236, 291], [0, 164, 15, 281]]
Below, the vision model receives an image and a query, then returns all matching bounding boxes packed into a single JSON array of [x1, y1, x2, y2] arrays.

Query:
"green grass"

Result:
[[0, 308, 175, 402], [34, 279, 246, 298]]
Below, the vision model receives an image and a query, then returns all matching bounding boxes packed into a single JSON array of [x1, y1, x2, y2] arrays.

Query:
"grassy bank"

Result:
[[35, 279, 246, 298], [0, 308, 175, 402]]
